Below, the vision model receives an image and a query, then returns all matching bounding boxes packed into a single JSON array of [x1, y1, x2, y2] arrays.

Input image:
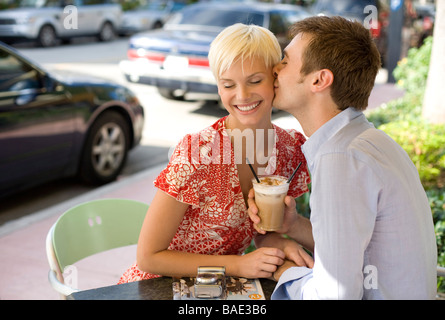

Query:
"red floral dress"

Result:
[[118, 117, 310, 283]]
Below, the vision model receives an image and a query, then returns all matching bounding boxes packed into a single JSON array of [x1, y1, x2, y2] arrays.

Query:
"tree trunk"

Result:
[[422, 0, 445, 123]]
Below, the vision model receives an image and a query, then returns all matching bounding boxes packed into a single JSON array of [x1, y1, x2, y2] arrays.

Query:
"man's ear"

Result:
[[311, 69, 334, 93]]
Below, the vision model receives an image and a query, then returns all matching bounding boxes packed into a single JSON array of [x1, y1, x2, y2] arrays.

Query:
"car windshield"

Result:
[[313, 0, 377, 15], [18, 0, 60, 8], [165, 6, 264, 30]]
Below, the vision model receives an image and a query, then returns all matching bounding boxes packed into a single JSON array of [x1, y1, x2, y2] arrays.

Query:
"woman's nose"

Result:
[[236, 85, 250, 100]]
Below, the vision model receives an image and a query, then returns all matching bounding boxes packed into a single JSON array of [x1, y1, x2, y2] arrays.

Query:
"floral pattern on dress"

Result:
[[118, 117, 310, 284]]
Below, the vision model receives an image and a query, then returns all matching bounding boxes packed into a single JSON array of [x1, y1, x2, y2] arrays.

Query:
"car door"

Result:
[[76, 0, 103, 34], [0, 47, 75, 196]]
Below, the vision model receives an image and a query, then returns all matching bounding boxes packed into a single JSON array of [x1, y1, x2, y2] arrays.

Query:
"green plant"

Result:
[[426, 188, 445, 292], [393, 37, 432, 97], [379, 119, 445, 190], [366, 37, 432, 127]]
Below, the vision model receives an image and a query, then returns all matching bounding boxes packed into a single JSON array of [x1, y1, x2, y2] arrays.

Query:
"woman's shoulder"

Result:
[[172, 117, 229, 166], [274, 124, 306, 146]]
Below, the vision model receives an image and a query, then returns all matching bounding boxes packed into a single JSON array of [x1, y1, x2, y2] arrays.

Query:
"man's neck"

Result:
[[294, 101, 341, 137]]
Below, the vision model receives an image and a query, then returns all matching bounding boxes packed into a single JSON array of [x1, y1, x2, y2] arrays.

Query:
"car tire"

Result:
[[79, 111, 130, 185], [157, 88, 185, 101], [37, 25, 57, 47], [98, 22, 116, 42], [153, 21, 163, 29]]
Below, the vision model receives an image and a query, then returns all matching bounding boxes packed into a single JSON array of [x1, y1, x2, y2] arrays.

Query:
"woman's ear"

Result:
[[310, 69, 334, 93]]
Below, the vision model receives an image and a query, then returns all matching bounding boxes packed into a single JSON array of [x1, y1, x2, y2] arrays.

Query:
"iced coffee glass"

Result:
[[252, 175, 289, 232]]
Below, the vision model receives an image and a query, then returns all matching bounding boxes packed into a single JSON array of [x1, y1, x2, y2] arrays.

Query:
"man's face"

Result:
[[272, 33, 311, 113]]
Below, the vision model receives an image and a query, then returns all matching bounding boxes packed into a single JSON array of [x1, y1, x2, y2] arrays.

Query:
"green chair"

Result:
[[46, 198, 148, 298]]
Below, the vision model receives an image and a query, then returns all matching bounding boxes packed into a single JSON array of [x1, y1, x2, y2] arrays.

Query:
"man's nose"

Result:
[[273, 64, 281, 78]]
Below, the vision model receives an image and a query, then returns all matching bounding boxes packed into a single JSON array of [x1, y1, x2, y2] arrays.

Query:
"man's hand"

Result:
[[273, 260, 297, 281], [247, 189, 299, 235]]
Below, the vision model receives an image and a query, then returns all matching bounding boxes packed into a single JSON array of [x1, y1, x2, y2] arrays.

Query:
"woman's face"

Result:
[[217, 56, 275, 129]]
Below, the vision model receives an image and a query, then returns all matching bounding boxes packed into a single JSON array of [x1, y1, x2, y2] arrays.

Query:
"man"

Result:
[[249, 16, 437, 299]]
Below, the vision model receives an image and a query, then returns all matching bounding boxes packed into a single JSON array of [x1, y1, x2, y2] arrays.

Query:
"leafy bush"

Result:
[[379, 119, 445, 189], [367, 38, 433, 127], [393, 37, 432, 97], [427, 188, 445, 292]]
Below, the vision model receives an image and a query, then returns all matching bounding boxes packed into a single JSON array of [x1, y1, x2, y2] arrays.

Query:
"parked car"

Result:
[[310, 0, 389, 65], [0, 0, 121, 47], [0, 42, 144, 198], [118, 0, 187, 36], [311, 0, 380, 22], [119, 2, 310, 101]]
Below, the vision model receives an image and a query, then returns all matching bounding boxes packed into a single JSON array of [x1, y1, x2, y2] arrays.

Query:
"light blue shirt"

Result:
[[272, 108, 437, 300]]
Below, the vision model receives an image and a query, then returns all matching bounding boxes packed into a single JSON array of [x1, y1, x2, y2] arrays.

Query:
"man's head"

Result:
[[274, 16, 381, 112]]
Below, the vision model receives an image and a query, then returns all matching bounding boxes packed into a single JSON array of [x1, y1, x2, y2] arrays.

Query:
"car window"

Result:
[[18, 0, 61, 8], [78, 0, 117, 5], [168, 7, 264, 28], [313, 0, 377, 16], [269, 12, 287, 36], [0, 50, 41, 92], [269, 9, 310, 35]]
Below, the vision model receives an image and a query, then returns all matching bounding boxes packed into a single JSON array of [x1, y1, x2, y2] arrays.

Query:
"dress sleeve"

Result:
[[277, 128, 311, 199], [154, 134, 205, 207]]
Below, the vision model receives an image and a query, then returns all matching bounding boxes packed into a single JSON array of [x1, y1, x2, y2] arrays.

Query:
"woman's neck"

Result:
[[224, 115, 275, 168]]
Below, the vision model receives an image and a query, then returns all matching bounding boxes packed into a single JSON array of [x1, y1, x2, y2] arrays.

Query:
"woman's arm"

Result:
[[137, 190, 285, 278]]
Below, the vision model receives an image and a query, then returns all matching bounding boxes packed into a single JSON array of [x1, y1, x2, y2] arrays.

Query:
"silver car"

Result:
[[118, 1, 186, 36], [0, 0, 121, 47]]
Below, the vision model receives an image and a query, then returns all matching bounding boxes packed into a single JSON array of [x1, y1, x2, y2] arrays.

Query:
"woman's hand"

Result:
[[236, 247, 285, 279]]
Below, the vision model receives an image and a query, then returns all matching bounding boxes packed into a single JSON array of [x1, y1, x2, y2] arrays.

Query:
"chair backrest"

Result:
[[52, 198, 148, 272]]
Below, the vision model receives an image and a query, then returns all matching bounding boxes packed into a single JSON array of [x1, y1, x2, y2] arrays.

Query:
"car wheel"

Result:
[[80, 111, 130, 185], [157, 88, 185, 101], [98, 22, 116, 42], [153, 21, 163, 29], [37, 25, 57, 47]]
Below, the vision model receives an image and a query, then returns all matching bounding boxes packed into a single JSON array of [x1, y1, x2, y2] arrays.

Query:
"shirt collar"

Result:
[[302, 107, 363, 168]]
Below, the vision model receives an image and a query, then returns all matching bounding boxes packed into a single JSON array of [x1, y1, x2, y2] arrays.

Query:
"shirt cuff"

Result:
[[271, 267, 313, 300]]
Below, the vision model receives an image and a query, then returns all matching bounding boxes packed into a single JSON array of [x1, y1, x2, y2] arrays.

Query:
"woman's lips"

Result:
[[235, 101, 261, 112]]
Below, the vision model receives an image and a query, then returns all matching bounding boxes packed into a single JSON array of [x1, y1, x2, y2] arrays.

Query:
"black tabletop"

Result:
[[67, 277, 276, 300]]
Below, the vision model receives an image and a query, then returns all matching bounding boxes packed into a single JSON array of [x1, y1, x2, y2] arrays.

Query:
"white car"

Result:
[[0, 0, 121, 47]]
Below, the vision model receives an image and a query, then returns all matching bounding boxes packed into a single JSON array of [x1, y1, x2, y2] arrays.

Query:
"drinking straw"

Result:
[[246, 158, 260, 183], [287, 162, 302, 184]]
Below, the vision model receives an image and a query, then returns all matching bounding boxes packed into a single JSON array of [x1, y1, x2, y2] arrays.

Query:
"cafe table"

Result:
[[67, 277, 276, 300]]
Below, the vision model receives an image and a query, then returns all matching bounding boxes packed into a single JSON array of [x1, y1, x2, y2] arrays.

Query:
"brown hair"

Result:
[[290, 16, 381, 111]]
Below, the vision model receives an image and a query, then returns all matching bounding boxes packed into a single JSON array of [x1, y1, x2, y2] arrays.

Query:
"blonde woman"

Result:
[[118, 24, 312, 283]]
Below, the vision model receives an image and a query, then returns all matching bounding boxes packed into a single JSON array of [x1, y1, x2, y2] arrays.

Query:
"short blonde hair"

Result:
[[208, 23, 282, 80]]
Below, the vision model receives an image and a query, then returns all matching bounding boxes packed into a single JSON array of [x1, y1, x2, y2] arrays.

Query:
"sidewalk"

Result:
[[0, 163, 167, 300]]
